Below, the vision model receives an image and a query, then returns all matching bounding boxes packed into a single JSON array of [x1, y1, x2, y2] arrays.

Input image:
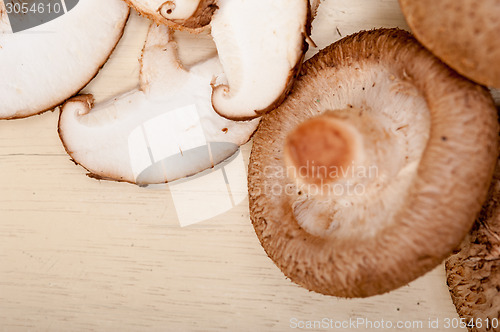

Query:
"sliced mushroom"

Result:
[[248, 29, 499, 298], [399, 0, 500, 88], [210, 0, 310, 120], [123, 0, 216, 33], [0, 0, 129, 119], [59, 24, 259, 185], [446, 125, 500, 332]]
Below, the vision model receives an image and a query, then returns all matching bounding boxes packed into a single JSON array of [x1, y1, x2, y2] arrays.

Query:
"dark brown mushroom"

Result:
[[248, 28, 499, 298]]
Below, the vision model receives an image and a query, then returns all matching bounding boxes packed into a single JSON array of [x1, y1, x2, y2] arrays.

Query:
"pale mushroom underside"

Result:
[[248, 29, 499, 298]]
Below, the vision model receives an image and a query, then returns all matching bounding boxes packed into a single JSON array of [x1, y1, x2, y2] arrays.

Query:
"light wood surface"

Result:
[[0, 1, 477, 331]]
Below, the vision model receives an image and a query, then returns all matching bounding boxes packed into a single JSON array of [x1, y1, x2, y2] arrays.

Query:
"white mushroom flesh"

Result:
[[210, 0, 309, 119], [59, 24, 259, 185], [0, 0, 129, 119]]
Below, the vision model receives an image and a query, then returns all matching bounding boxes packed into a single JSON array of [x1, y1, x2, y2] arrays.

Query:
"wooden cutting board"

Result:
[[0, 1, 472, 331]]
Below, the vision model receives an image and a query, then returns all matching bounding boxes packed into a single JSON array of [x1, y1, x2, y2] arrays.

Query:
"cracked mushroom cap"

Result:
[[58, 24, 259, 185], [248, 29, 499, 298], [0, 0, 129, 119], [446, 124, 500, 332], [399, 0, 500, 89], [122, 0, 216, 33]]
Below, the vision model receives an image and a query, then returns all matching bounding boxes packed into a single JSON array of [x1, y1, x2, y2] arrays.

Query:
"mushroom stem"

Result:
[[159, 1, 176, 17], [158, 0, 201, 20], [284, 111, 361, 190]]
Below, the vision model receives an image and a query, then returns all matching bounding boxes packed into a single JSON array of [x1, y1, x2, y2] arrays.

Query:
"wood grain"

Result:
[[0, 1, 467, 331]]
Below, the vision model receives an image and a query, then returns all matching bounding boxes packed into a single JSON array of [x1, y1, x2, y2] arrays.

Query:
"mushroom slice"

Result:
[[0, 0, 129, 119], [210, 0, 310, 120], [59, 24, 259, 185], [446, 133, 500, 332], [399, 0, 500, 88], [248, 29, 499, 298], [123, 0, 216, 33]]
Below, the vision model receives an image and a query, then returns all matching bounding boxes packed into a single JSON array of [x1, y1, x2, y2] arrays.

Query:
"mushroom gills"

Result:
[[210, 0, 310, 120], [0, 0, 129, 119], [284, 68, 431, 238], [59, 24, 259, 185], [248, 29, 498, 297]]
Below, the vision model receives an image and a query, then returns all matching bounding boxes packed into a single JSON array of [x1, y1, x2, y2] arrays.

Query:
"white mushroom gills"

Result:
[[283, 70, 432, 238]]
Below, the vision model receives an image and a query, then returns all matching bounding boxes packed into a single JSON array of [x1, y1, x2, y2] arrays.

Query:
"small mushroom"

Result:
[[446, 124, 500, 332], [210, 0, 310, 120], [123, 0, 217, 33], [248, 29, 499, 297], [399, 0, 500, 88], [58, 24, 259, 185], [0, 0, 129, 119]]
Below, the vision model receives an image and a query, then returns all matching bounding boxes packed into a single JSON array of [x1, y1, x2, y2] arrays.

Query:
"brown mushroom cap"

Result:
[[399, 0, 500, 88], [446, 122, 500, 332], [248, 29, 499, 298]]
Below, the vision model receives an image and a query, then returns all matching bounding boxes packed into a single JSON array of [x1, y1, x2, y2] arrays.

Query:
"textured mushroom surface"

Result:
[[248, 29, 499, 298], [0, 0, 129, 119], [399, 0, 500, 88], [59, 24, 259, 185], [122, 0, 216, 32], [210, 0, 310, 120], [446, 130, 500, 332]]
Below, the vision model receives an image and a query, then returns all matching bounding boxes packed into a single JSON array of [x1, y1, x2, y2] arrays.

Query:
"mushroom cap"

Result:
[[58, 24, 259, 185], [399, 0, 500, 88], [248, 28, 499, 298], [0, 0, 129, 119], [446, 124, 500, 332], [210, 0, 310, 120], [122, 0, 216, 33]]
